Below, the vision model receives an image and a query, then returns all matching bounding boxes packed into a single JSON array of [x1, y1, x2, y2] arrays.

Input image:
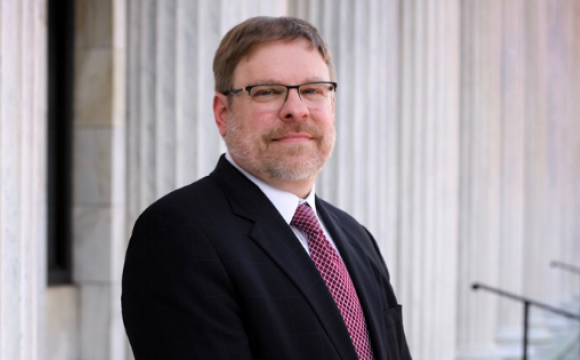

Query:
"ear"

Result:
[[213, 93, 229, 137]]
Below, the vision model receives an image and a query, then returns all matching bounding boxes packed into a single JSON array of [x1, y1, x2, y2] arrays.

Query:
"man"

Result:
[[122, 16, 411, 360]]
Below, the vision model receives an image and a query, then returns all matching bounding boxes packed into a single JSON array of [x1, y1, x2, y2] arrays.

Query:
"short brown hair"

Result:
[[213, 16, 336, 93]]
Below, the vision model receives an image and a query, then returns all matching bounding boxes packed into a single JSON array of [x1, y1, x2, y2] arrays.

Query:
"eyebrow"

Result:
[[243, 78, 329, 86]]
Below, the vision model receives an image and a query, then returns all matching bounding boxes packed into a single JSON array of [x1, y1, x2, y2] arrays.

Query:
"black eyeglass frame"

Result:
[[223, 81, 338, 101]]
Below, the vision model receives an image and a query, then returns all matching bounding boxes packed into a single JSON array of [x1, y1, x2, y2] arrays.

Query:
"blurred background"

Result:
[[1, 0, 579, 359]]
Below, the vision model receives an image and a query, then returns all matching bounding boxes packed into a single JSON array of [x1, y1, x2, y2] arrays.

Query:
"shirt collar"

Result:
[[225, 152, 317, 225]]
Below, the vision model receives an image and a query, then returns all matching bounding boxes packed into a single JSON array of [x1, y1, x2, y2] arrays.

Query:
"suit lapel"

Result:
[[210, 156, 359, 360], [316, 198, 388, 360], [250, 207, 360, 360]]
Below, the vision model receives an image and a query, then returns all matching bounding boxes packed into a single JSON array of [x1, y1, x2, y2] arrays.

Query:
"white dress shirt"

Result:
[[225, 152, 341, 256]]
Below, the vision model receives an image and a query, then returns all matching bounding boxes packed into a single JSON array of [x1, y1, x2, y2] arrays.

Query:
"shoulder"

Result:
[[130, 176, 229, 239], [316, 197, 368, 233], [154, 176, 223, 208]]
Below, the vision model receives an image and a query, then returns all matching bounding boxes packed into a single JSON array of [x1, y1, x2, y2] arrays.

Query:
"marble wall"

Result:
[[0, 1, 48, 359]]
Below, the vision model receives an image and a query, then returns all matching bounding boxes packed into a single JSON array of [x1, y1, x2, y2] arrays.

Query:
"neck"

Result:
[[259, 176, 315, 199], [227, 153, 316, 199]]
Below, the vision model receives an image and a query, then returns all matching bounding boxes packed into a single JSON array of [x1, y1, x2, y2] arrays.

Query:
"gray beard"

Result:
[[225, 117, 335, 182], [262, 146, 328, 181]]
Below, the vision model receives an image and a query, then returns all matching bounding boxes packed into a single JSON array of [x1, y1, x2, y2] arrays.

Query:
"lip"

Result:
[[272, 132, 313, 143]]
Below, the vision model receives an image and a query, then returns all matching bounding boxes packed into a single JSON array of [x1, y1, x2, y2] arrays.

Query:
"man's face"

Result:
[[217, 39, 335, 185]]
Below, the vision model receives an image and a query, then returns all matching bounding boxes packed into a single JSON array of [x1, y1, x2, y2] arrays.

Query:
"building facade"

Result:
[[0, 0, 579, 359]]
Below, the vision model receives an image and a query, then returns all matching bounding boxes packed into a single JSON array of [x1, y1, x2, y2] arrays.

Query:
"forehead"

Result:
[[232, 39, 330, 86]]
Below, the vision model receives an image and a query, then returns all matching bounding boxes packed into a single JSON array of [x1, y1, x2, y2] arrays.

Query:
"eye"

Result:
[[300, 84, 327, 97], [251, 86, 285, 98]]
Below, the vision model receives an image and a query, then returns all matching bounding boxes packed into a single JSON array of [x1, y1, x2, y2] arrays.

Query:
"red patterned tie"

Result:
[[291, 204, 373, 360]]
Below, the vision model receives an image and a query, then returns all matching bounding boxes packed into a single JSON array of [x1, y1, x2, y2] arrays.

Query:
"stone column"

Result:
[[566, 0, 580, 305], [397, 1, 461, 358], [521, 0, 554, 353], [543, 0, 580, 340], [289, 0, 403, 268], [0, 1, 48, 360], [291, 1, 461, 358], [125, 0, 286, 227], [570, 0, 580, 314], [459, 1, 580, 358], [456, 1, 503, 359], [495, 1, 526, 358], [72, 0, 127, 359]]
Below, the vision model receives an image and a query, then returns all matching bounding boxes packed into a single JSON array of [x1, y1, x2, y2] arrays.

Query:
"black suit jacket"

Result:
[[122, 155, 411, 359]]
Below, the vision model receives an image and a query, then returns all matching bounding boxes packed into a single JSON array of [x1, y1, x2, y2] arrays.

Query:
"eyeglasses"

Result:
[[223, 81, 337, 110]]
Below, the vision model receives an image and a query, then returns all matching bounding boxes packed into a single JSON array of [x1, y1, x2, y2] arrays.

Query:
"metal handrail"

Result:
[[472, 282, 580, 360], [551, 261, 580, 275]]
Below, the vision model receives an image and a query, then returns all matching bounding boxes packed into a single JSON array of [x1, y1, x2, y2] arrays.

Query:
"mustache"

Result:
[[262, 123, 323, 141]]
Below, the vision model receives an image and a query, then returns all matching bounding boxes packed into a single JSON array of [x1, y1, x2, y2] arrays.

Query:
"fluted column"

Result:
[[571, 0, 580, 311], [289, 0, 403, 267], [398, 2, 461, 358], [457, 1, 503, 359], [459, 1, 580, 358], [520, 0, 554, 352], [495, 1, 526, 358], [542, 0, 580, 338], [566, 0, 580, 304], [291, 1, 461, 358], [0, 1, 47, 359], [72, 0, 127, 359], [126, 0, 286, 227]]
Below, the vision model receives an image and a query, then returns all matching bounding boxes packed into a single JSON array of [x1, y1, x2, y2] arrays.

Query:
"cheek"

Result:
[[314, 112, 335, 131], [249, 115, 277, 133], [310, 105, 334, 120]]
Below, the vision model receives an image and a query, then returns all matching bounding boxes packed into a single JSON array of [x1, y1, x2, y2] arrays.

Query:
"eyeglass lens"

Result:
[[248, 84, 334, 110]]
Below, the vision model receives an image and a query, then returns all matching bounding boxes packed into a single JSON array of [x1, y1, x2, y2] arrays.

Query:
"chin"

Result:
[[264, 154, 325, 181]]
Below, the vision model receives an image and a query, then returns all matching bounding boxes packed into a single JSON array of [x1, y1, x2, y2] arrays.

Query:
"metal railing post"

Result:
[[550, 260, 580, 358], [523, 301, 529, 360]]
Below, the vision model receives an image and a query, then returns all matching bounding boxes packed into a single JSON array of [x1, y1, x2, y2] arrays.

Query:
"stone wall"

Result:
[[72, 0, 127, 359]]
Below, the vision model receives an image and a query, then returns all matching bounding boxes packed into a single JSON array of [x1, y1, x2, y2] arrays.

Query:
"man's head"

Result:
[[212, 17, 337, 197], [213, 16, 336, 94]]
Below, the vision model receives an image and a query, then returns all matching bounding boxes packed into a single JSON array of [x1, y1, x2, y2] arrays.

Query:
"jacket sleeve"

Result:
[[121, 205, 254, 360]]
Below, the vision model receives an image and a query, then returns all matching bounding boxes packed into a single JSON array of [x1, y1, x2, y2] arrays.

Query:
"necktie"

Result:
[[291, 204, 373, 360]]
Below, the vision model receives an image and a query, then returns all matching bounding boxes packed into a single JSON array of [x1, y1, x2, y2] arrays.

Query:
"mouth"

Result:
[[263, 123, 323, 147], [272, 132, 314, 143]]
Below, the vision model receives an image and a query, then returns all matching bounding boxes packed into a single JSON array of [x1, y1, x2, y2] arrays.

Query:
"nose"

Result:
[[279, 88, 309, 121]]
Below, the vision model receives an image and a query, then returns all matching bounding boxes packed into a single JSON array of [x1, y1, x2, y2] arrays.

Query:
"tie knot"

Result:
[[291, 204, 323, 236]]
